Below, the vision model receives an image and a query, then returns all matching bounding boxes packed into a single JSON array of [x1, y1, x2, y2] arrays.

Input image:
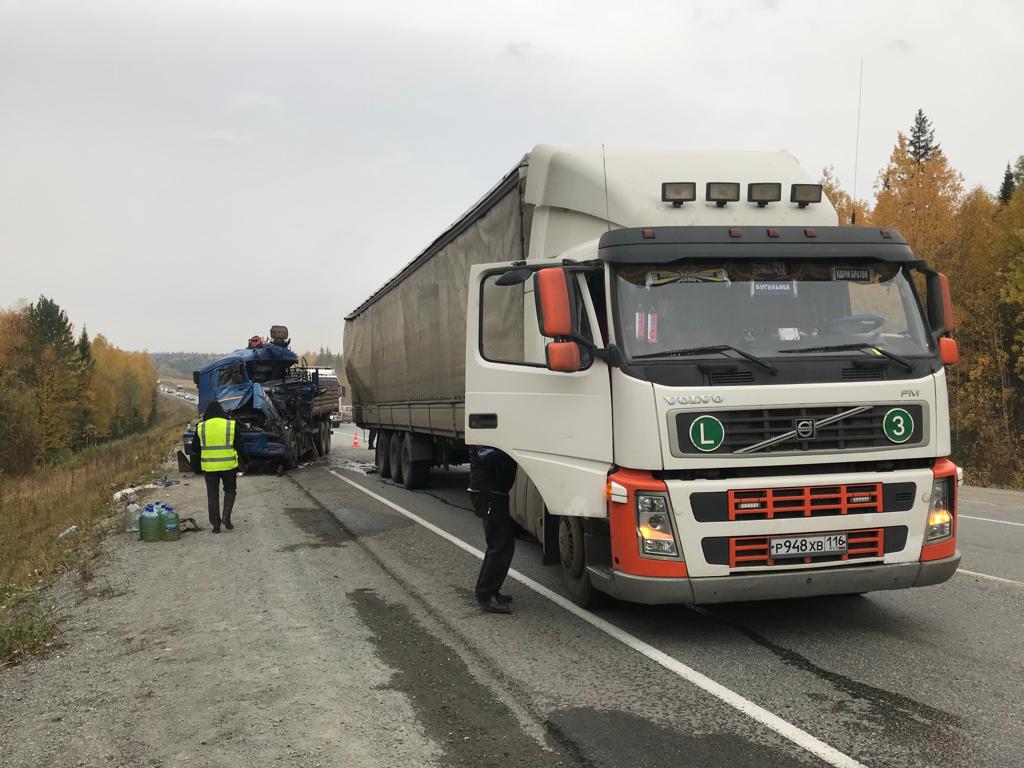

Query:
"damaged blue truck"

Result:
[[179, 326, 341, 470]]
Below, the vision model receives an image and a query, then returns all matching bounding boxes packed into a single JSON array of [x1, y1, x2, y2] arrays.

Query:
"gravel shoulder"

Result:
[[0, 459, 551, 768]]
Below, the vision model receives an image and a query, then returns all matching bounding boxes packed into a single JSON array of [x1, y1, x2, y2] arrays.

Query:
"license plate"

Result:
[[769, 533, 848, 559]]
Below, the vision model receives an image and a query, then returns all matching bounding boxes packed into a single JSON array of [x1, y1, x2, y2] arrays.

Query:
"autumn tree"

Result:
[[23, 297, 81, 463], [872, 129, 962, 269], [944, 188, 1022, 482], [820, 167, 871, 226]]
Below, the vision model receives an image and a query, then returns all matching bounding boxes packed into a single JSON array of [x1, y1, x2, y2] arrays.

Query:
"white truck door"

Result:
[[465, 264, 613, 518]]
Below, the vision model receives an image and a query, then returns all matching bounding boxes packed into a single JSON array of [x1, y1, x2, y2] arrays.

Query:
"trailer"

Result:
[[345, 145, 961, 606]]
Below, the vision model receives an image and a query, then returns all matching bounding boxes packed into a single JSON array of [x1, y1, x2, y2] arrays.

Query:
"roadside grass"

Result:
[[0, 397, 193, 663]]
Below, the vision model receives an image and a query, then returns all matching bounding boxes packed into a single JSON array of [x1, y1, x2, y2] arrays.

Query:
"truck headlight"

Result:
[[636, 493, 679, 557], [925, 478, 954, 542]]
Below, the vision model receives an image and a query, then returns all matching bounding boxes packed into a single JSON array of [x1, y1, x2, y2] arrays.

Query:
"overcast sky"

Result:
[[1, 0, 1020, 353]]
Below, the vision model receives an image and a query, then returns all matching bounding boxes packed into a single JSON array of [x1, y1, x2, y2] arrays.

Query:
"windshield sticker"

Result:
[[778, 327, 801, 341], [833, 266, 873, 282], [751, 280, 798, 297], [644, 268, 730, 287]]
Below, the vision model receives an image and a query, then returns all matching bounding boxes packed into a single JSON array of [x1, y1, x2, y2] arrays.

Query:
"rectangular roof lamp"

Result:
[[706, 182, 740, 207], [790, 183, 823, 208], [661, 181, 697, 207], [747, 182, 782, 207]]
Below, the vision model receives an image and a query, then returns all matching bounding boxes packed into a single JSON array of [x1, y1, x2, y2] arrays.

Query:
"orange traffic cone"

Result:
[[352, 430, 361, 448]]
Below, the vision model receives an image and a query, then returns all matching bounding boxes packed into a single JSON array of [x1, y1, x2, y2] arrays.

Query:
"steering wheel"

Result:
[[821, 314, 885, 334]]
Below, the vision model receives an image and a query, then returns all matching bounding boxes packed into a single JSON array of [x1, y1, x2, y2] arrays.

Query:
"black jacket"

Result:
[[190, 400, 246, 473], [468, 446, 516, 495]]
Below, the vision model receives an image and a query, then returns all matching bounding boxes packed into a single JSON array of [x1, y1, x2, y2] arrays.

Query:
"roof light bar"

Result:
[[747, 182, 782, 207], [661, 181, 697, 207], [706, 182, 740, 207], [790, 183, 823, 208]]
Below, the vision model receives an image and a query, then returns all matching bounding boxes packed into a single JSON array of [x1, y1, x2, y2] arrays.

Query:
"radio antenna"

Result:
[[851, 57, 864, 225], [601, 144, 612, 231]]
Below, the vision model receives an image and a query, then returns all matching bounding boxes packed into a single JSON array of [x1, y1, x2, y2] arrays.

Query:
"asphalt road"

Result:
[[297, 442, 1024, 768]]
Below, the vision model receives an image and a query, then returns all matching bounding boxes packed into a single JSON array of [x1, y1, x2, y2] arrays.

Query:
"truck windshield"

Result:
[[613, 260, 932, 361]]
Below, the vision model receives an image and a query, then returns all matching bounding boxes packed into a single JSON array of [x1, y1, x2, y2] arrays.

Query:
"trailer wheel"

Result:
[[559, 516, 607, 608], [324, 423, 332, 454], [376, 432, 392, 479], [400, 433, 430, 490], [389, 431, 404, 485]]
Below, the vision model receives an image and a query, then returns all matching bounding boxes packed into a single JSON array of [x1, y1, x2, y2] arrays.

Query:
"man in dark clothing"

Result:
[[190, 400, 247, 533], [469, 446, 517, 614]]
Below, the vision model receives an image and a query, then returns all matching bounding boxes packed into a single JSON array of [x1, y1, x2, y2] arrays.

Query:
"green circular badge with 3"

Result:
[[883, 408, 914, 444]]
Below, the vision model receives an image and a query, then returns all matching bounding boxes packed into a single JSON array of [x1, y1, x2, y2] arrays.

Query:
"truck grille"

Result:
[[729, 528, 884, 568], [700, 526, 908, 567], [728, 483, 882, 521], [675, 404, 923, 455]]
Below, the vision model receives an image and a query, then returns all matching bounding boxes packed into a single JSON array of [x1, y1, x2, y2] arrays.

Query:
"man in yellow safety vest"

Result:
[[190, 399, 246, 533]]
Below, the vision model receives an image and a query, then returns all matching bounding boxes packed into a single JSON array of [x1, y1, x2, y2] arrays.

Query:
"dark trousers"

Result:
[[204, 470, 237, 528], [474, 492, 515, 599]]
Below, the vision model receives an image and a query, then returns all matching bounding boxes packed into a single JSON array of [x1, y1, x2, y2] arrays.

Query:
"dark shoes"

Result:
[[224, 519, 233, 530], [211, 527, 221, 534], [495, 592, 513, 604], [477, 594, 513, 614]]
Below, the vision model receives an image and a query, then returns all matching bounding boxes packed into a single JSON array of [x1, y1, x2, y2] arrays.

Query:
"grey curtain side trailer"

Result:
[[343, 159, 530, 481]]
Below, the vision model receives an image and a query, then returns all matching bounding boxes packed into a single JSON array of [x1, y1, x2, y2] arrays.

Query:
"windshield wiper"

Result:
[[633, 344, 778, 375], [777, 343, 914, 371]]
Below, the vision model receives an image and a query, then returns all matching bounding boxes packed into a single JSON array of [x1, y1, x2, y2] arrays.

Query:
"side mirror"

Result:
[[545, 341, 582, 372], [939, 337, 959, 366], [534, 268, 575, 338], [192, 371, 199, 386], [926, 271, 955, 335]]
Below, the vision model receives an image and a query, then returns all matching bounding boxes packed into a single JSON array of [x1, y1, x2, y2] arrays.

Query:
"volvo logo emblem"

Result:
[[795, 419, 816, 439], [664, 394, 724, 405]]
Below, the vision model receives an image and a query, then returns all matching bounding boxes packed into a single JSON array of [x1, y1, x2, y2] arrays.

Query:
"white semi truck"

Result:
[[345, 145, 961, 606]]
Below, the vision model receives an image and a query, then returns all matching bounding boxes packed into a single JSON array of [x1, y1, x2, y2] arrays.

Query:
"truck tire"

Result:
[[284, 430, 300, 470], [389, 431, 404, 485], [376, 431, 392, 479], [324, 423, 332, 454], [400, 433, 430, 490], [559, 515, 607, 608], [313, 422, 328, 457]]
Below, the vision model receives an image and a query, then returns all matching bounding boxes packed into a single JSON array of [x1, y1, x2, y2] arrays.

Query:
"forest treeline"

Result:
[[823, 110, 1024, 487], [148, 351, 223, 381], [0, 298, 158, 476]]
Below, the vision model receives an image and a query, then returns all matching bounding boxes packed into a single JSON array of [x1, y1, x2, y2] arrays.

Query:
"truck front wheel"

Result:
[[558, 516, 607, 608]]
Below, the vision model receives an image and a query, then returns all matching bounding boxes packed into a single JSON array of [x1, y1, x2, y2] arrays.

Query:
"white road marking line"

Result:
[[956, 569, 1024, 587], [328, 469, 867, 768], [958, 514, 1024, 527]]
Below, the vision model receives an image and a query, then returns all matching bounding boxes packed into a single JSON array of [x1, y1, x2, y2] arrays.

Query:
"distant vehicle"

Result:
[[331, 405, 352, 427], [182, 325, 341, 469]]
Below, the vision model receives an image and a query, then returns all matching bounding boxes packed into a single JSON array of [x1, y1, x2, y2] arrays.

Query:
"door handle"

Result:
[[468, 413, 498, 429]]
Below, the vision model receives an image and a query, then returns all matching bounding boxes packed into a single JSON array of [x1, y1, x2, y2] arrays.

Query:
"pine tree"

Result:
[[73, 327, 95, 447], [1014, 155, 1024, 188], [24, 297, 81, 463], [908, 109, 940, 164], [999, 163, 1017, 205]]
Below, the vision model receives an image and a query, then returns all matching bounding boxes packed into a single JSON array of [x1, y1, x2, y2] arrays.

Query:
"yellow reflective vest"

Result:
[[197, 417, 239, 472]]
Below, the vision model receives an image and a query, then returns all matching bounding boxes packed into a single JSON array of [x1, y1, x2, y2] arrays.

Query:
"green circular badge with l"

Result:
[[689, 415, 725, 452], [883, 408, 914, 443]]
